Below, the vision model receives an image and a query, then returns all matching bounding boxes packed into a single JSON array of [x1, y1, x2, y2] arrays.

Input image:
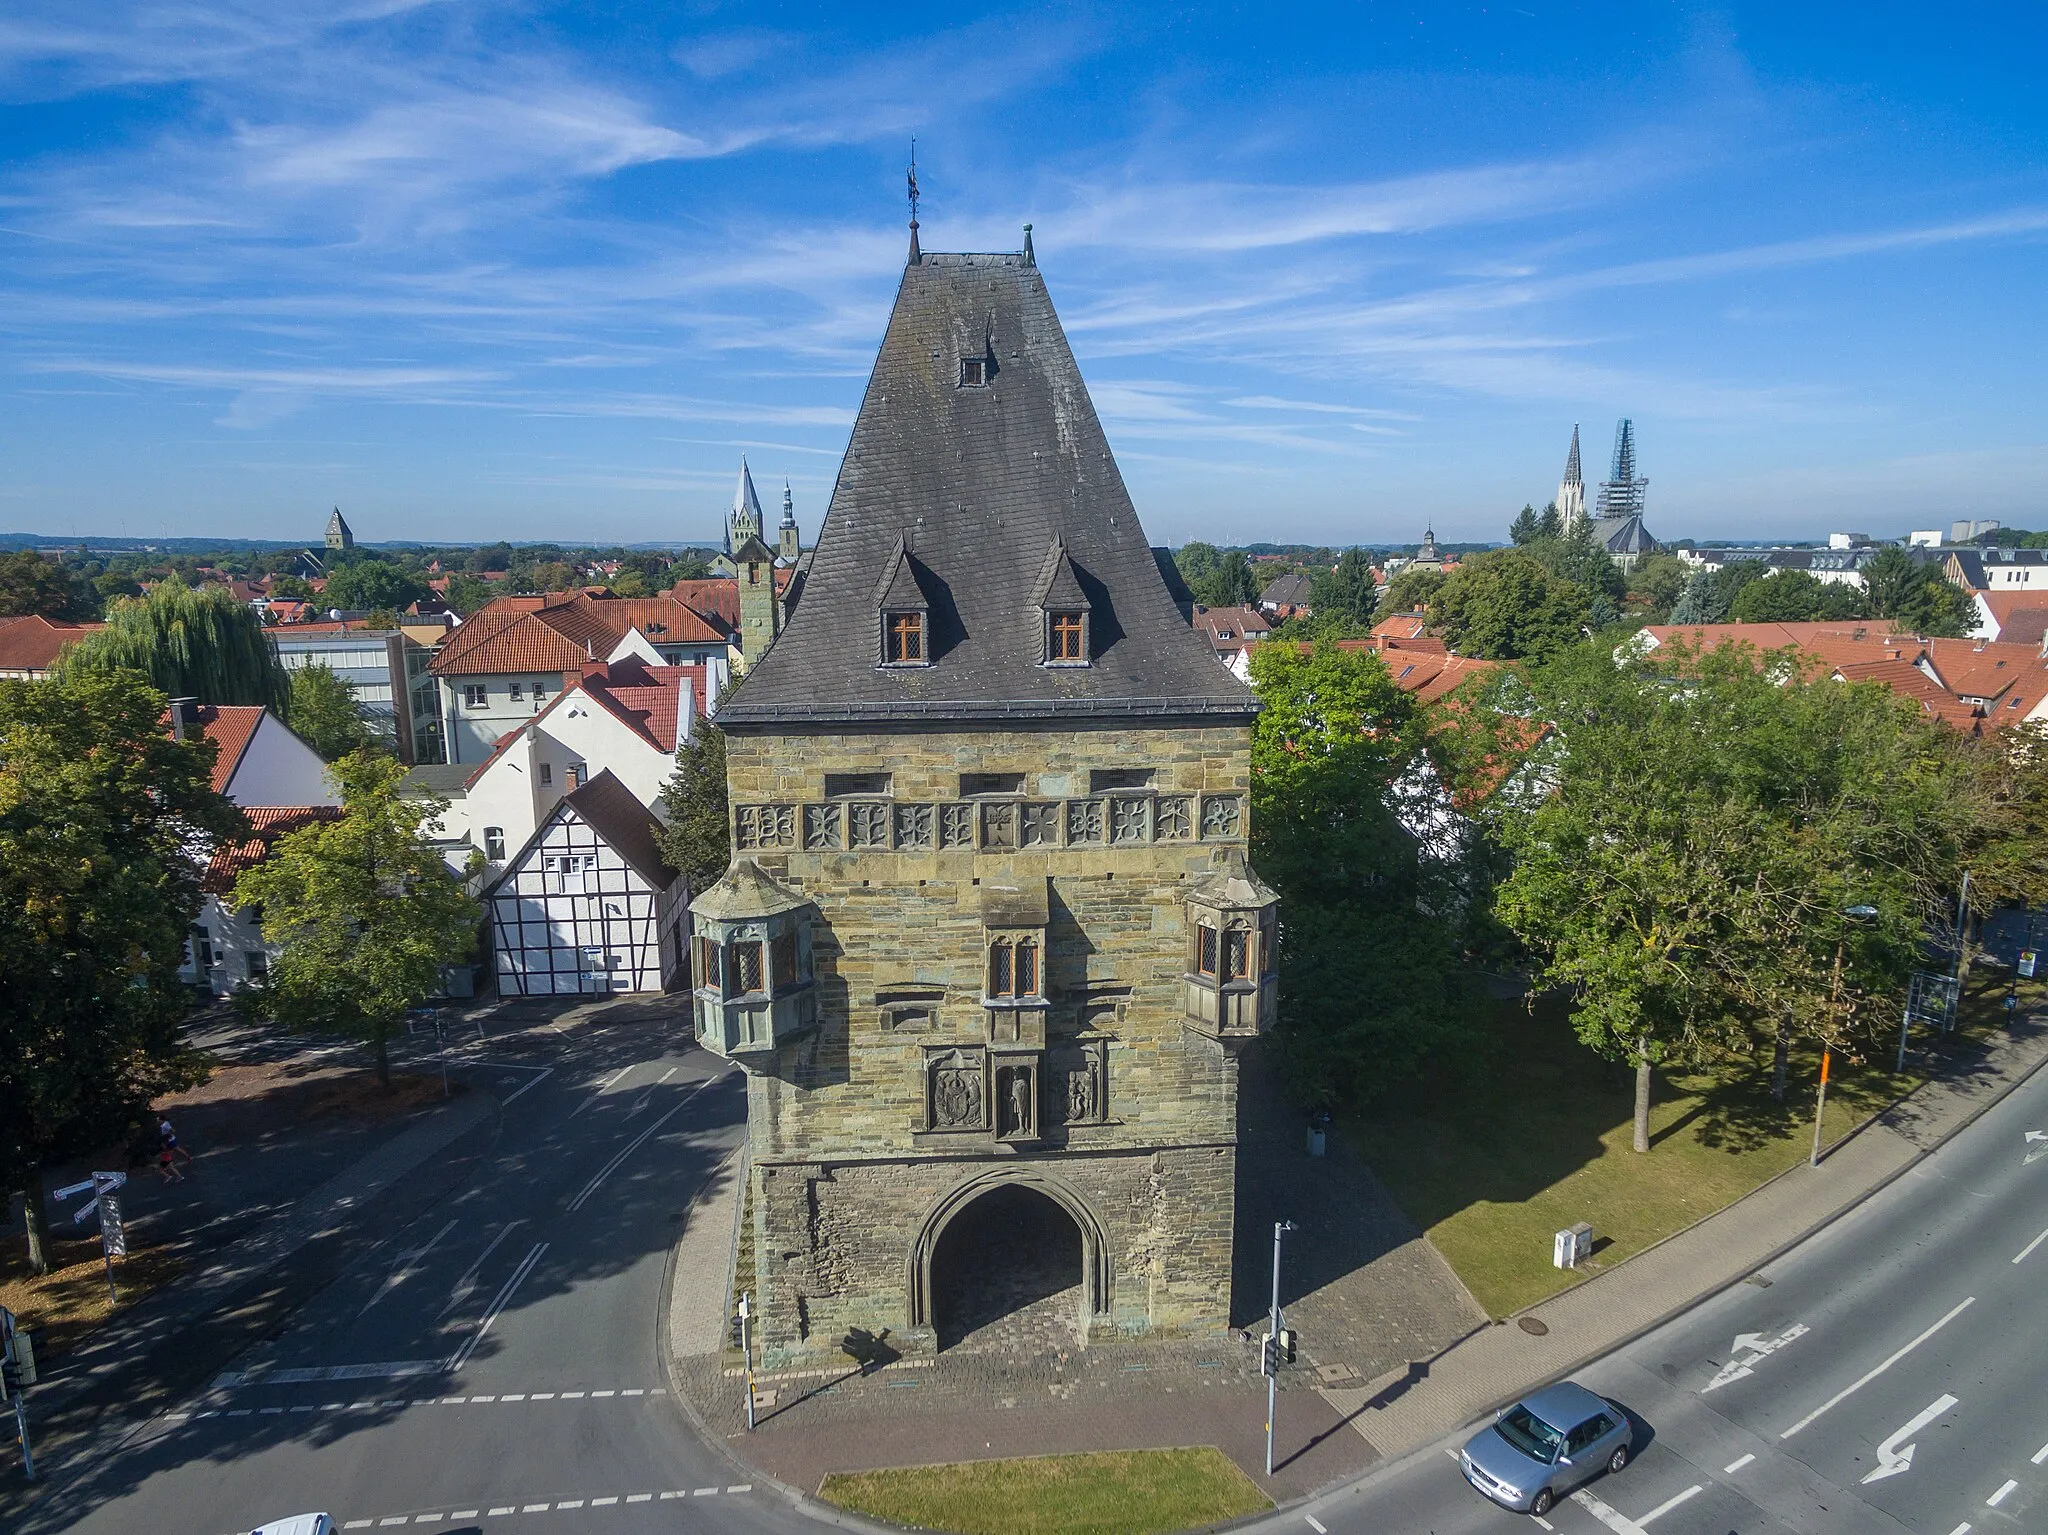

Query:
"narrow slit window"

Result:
[[1223, 927, 1250, 983], [989, 941, 1013, 997]]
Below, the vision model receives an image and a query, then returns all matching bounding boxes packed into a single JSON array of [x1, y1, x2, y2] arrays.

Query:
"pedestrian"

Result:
[[158, 1116, 196, 1169], [155, 1142, 185, 1183]]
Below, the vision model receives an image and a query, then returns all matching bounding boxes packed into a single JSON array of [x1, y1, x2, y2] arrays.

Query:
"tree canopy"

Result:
[[1429, 548, 1594, 660], [1248, 642, 1472, 1101], [1727, 568, 1862, 623], [288, 663, 375, 761], [321, 559, 428, 613], [56, 574, 291, 713], [656, 713, 731, 890], [234, 752, 480, 1085], [1302, 549, 1378, 634], [0, 549, 95, 620], [1375, 565, 1444, 621], [1, 670, 240, 1270]]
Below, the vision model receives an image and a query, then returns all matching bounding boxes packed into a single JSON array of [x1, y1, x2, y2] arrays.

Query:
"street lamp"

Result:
[[1813, 906, 1880, 1168], [1265, 1219, 1297, 1478]]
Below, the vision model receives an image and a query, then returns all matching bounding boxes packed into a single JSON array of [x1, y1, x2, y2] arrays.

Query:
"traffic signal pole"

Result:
[[1265, 1219, 1296, 1479]]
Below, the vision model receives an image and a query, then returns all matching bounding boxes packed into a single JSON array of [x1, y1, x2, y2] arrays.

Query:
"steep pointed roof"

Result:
[[1562, 424, 1582, 486], [1028, 537, 1090, 611], [718, 244, 1255, 726]]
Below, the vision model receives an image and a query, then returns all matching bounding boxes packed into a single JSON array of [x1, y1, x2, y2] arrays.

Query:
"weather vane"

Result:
[[907, 140, 920, 227]]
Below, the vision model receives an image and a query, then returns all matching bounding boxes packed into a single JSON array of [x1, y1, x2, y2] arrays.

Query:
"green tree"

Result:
[[1304, 549, 1378, 633], [1175, 541, 1223, 593], [1375, 565, 1445, 620], [321, 560, 427, 613], [608, 567, 652, 598], [0, 550, 92, 619], [445, 574, 499, 616], [1862, 548, 1974, 637], [56, 574, 291, 712], [1624, 552, 1689, 621], [234, 753, 480, 1087], [1508, 504, 1544, 545], [288, 663, 374, 761], [1727, 568, 1864, 623], [1670, 559, 1765, 624], [1248, 642, 1470, 1100], [1523, 521, 1625, 603], [92, 570, 143, 608], [656, 714, 730, 889], [670, 551, 713, 582], [1, 670, 240, 1271], [1430, 548, 1593, 660], [268, 574, 315, 601], [1187, 550, 1257, 608]]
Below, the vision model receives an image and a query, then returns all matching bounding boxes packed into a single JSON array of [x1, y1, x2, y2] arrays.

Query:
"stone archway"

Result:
[[908, 1169, 1111, 1350]]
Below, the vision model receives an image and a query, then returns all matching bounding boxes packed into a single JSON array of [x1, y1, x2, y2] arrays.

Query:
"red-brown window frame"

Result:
[[884, 610, 925, 663], [1048, 610, 1086, 662]]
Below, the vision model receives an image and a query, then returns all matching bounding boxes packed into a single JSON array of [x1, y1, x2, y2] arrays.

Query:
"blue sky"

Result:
[[3, 3, 2045, 548]]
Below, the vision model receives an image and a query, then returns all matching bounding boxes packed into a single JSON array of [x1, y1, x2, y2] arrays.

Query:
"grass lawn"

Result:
[[816, 1447, 1271, 1535], [1349, 974, 2039, 1318]]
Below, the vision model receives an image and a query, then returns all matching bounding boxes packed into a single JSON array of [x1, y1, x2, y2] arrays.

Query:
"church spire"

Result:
[[727, 456, 764, 556], [1557, 423, 1586, 532]]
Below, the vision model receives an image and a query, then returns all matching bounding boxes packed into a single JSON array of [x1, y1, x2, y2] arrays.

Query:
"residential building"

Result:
[[428, 591, 731, 763], [273, 626, 443, 764], [430, 655, 706, 876], [1191, 603, 1270, 679], [484, 770, 689, 997], [1256, 570, 1315, 618], [169, 698, 339, 807], [697, 228, 1275, 1366], [0, 615, 104, 680], [1948, 547, 2048, 594], [179, 806, 343, 995], [1969, 590, 2048, 646]]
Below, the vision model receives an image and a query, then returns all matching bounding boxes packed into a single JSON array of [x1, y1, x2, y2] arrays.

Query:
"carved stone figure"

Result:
[[1067, 1066, 1095, 1124], [931, 1051, 984, 1129], [1000, 1066, 1032, 1137]]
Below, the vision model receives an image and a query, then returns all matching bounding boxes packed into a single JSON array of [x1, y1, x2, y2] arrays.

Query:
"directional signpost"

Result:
[[1, 1306, 34, 1479], [55, 1171, 128, 1302]]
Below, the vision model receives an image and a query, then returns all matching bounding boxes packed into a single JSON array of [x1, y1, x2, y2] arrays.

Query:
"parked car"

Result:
[[245, 1516, 336, 1535], [1459, 1380, 1631, 1516]]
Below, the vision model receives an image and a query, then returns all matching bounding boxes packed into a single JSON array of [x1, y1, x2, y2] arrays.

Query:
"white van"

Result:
[[246, 1516, 336, 1535]]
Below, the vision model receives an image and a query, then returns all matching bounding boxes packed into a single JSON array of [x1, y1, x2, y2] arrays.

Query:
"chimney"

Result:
[[168, 697, 198, 741], [565, 765, 582, 790]]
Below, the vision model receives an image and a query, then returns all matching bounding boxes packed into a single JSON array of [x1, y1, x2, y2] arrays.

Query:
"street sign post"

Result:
[[1264, 1219, 1297, 1479], [1, 1307, 34, 1480], [57, 1172, 128, 1302], [2021, 950, 2039, 980], [738, 1292, 757, 1432]]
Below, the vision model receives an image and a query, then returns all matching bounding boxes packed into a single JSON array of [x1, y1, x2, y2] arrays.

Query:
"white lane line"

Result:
[[1532, 1520, 1554, 1532], [591, 1389, 615, 1397], [592, 1498, 617, 1507], [439, 1221, 524, 1320], [726, 1485, 751, 1494], [556, 1501, 584, 1510], [488, 1509, 513, 1517], [694, 1486, 717, 1496], [2033, 1440, 2048, 1464], [498, 1066, 554, 1106], [1781, 1296, 1975, 1437], [1637, 1484, 1702, 1524], [561, 1390, 584, 1398], [451, 1514, 478, 1522], [531, 1392, 554, 1400], [360, 1218, 458, 1319], [446, 1241, 548, 1372], [344, 1523, 371, 1530], [568, 1065, 633, 1119], [1947, 1524, 1972, 1535], [500, 1394, 523, 1401], [1724, 1453, 1755, 1473], [1988, 1480, 2018, 1506], [2015, 1225, 2048, 1264], [1303, 1516, 1327, 1534], [471, 1395, 496, 1403], [626, 1494, 652, 1503], [566, 1079, 718, 1212], [1570, 1487, 1649, 1535]]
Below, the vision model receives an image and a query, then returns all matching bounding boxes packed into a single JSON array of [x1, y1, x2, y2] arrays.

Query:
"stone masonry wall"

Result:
[[723, 720, 1253, 1361]]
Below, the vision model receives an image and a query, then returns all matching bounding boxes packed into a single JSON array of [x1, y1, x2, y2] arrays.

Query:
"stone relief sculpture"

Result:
[[930, 1049, 985, 1129], [998, 1064, 1032, 1138]]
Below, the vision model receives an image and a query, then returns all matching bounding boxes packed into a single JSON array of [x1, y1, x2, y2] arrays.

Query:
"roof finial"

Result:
[[1022, 222, 1035, 266], [906, 141, 921, 265]]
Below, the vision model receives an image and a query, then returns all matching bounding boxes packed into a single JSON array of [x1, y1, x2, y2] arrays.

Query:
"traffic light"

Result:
[[2, 1359, 19, 1397], [1278, 1328, 1297, 1364], [1259, 1333, 1277, 1377]]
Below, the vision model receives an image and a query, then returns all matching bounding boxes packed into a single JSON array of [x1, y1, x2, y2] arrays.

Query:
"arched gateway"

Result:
[[909, 1170, 1110, 1345]]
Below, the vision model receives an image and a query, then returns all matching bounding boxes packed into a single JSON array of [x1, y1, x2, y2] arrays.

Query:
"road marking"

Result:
[[621, 1388, 643, 1396], [412, 1517, 442, 1525], [1781, 1296, 1974, 1437], [488, 1510, 513, 1517], [1988, 1479, 2018, 1506], [1569, 1487, 1649, 1534], [727, 1486, 751, 1495], [569, 1065, 633, 1119], [498, 1066, 554, 1106], [379, 1519, 408, 1527], [561, 1390, 584, 1398], [591, 1497, 617, 1506], [2034, 1440, 2048, 1464], [260, 1407, 283, 1415], [344, 1523, 371, 1530], [1532, 1521, 1553, 1532], [567, 1080, 718, 1212], [1945, 1525, 1970, 1535], [472, 1395, 496, 1403], [627, 1067, 679, 1116], [2015, 1225, 2048, 1264], [360, 1218, 459, 1319], [694, 1486, 717, 1496], [1303, 1516, 1327, 1533], [1861, 1393, 1959, 1483], [591, 1389, 614, 1397], [451, 1514, 477, 1522], [1637, 1484, 1702, 1524], [1704, 1323, 1809, 1392], [440, 1221, 525, 1320], [556, 1500, 583, 1510], [2027, 1129, 2047, 1165], [626, 1494, 651, 1503], [521, 1504, 549, 1513], [1724, 1453, 1755, 1473], [446, 1241, 548, 1372], [500, 1393, 523, 1401], [530, 1392, 553, 1399]]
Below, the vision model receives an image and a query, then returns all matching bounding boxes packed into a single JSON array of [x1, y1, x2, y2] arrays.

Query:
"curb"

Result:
[[1250, 1023, 2048, 1525]]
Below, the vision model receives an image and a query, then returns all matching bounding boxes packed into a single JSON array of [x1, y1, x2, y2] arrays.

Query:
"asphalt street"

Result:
[[1277, 1056, 2048, 1535], [20, 1007, 800, 1535]]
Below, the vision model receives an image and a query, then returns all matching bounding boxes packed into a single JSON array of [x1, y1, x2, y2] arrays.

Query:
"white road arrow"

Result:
[[1861, 1393, 1958, 1483], [2026, 1130, 2048, 1165], [1704, 1323, 1810, 1392]]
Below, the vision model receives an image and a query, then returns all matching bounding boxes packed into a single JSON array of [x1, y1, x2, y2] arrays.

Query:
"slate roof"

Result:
[[716, 245, 1256, 727], [1258, 571, 1314, 609]]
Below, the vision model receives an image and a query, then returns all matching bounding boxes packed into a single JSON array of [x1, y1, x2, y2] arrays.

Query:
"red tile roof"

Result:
[[1371, 613, 1433, 641], [203, 805, 343, 894], [668, 579, 740, 628], [431, 592, 730, 677], [174, 704, 267, 795], [0, 615, 104, 672], [461, 657, 707, 789]]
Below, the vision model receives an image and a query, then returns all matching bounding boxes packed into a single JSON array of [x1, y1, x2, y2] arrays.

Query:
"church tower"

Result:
[[726, 458, 765, 556], [326, 506, 355, 551], [1557, 425, 1585, 532], [778, 482, 800, 563], [696, 226, 1274, 1364]]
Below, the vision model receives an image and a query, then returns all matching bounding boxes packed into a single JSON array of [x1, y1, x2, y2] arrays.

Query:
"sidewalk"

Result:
[[1319, 1014, 2048, 1464]]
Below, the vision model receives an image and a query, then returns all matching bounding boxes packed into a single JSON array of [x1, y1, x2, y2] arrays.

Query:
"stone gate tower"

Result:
[[694, 228, 1275, 1365]]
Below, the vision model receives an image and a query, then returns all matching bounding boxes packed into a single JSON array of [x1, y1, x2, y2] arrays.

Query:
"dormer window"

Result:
[[885, 610, 925, 664], [1048, 610, 1087, 664], [959, 357, 988, 387]]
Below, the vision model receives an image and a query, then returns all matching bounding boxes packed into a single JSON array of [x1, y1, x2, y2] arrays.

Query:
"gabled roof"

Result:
[[718, 244, 1255, 726], [460, 656, 703, 789], [175, 704, 267, 795], [0, 615, 104, 671], [203, 805, 344, 894], [1029, 538, 1090, 611], [669, 579, 740, 630], [487, 769, 676, 894], [872, 534, 931, 612], [430, 592, 729, 677], [1258, 571, 1314, 608]]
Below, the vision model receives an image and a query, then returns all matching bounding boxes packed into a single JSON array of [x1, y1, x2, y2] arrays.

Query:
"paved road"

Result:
[[21, 1008, 797, 1535], [1280, 1057, 2048, 1535]]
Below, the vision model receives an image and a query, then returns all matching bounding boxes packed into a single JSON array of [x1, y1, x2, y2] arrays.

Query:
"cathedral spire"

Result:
[[727, 456, 765, 556], [1557, 423, 1586, 532]]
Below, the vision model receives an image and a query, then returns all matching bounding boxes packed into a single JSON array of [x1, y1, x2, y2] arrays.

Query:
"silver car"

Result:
[[1459, 1380, 1632, 1516]]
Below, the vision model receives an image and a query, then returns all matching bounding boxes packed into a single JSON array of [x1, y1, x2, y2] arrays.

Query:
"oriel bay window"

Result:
[[687, 859, 819, 1063], [1183, 849, 1280, 1046]]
